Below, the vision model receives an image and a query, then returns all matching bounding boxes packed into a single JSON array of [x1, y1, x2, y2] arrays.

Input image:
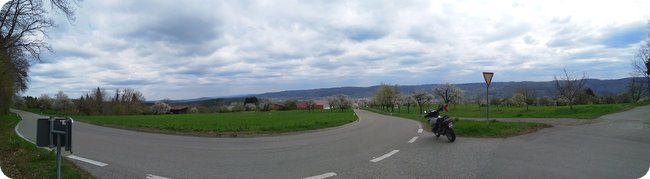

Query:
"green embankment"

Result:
[[0, 113, 92, 178], [364, 108, 550, 138], [404, 103, 644, 119], [365, 103, 647, 137], [73, 110, 357, 136]]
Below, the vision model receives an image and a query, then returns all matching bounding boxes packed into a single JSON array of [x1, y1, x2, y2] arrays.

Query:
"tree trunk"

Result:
[[646, 76, 650, 100]]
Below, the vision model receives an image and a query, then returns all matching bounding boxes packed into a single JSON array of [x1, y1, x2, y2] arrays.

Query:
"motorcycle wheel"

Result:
[[446, 128, 456, 142]]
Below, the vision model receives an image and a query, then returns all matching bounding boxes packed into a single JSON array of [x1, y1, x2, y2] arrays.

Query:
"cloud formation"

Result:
[[24, 0, 650, 100]]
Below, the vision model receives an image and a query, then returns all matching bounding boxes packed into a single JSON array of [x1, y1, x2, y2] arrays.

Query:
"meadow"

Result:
[[364, 108, 550, 138], [389, 103, 644, 119], [73, 110, 357, 136]]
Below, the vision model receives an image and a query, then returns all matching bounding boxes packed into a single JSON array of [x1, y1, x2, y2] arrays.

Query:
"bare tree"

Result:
[[307, 100, 316, 113], [0, 0, 79, 114], [54, 90, 73, 114], [400, 95, 414, 113], [0, 0, 54, 60], [633, 21, 650, 99], [48, 0, 79, 22], [628, 78, 645, 102], [411, 89, 432, 114], [433, 83, 464, 105], [122, 88, 145, 114], [0, 0, 53, 113], [554, 68, 587, 109]]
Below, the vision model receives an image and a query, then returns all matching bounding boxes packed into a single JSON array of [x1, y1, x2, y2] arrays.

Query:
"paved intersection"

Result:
[[12, 106, 650, 178]]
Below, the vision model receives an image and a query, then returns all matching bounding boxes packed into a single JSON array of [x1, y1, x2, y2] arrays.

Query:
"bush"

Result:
[[150, 102, 171, 114]]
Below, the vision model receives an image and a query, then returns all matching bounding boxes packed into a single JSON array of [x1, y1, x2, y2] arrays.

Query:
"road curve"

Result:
[[13, 109, 423, 178], [12, 106, 650, 178]]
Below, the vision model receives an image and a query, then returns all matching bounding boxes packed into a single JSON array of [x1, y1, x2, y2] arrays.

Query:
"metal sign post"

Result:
[[37, 116, 73, 179], [483, 72, 494, 123]]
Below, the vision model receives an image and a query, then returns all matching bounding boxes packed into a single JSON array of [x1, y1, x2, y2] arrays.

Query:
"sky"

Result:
[[15, 0, 650, 100]]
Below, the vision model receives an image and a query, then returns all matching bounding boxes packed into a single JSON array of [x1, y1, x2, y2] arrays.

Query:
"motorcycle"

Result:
[[425, 107, 456, 142]]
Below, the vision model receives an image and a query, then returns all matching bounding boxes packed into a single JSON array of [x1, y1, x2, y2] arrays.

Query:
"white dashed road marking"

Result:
[[407, 136, 418, 143], [66, 155, 108, 167], [417, 129, 423, 133], [146, 174, 172, 179], [302, 172, 337, 179], [370, 150, 400, 163]]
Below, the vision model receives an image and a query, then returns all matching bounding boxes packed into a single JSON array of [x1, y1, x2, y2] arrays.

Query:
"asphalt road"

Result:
[[11, 106, 650, 179]]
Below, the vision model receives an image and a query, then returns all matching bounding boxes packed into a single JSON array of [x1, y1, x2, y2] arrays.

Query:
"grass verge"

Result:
[[382, 103, 647, 119], [0, 113, 92, 178], [448, 103, 645, 119], [364, 108, 550, 138], [73, 110, 357, 137]]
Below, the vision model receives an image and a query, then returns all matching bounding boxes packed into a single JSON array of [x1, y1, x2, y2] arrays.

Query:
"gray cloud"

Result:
[[22, 0, 650, 100], [121, 12, 221, 45], [108, 79, 159, 86], [599, 22, 647, 48]]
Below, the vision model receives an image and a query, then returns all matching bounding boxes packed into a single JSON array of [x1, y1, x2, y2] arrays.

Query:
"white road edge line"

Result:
[[146, 174, 172, 179], [66, 155, 108, 167], [408, 136, 418, 143], [417, 129, 423, 133], [13, 115, 35, 145], [302, 172, 337, 179], [370, 150, 400, 163]]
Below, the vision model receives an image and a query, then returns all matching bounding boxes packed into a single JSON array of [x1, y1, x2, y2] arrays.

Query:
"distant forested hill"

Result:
[[253, 77, 639, 100], [166, 77, 641, 105]]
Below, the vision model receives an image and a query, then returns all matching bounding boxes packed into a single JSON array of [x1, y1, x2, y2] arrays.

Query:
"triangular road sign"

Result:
[[483, 72, 494, 87]]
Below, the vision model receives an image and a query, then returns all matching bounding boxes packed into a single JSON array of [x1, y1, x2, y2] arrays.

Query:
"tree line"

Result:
[[186, 95, 352, 113], [14, 87, 147, 115], [368, 71, 648, 114], [368, 83, 463, 114]]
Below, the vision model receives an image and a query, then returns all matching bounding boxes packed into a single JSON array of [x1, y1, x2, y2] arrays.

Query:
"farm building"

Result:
[[296, 102, 309, 109], [170, 106, 190, 114], [296, 101, 328, 110], [314, 101, 327, 109]]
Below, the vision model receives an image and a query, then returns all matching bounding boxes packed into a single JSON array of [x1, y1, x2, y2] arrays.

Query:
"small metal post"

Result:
[[49, 116, 54, 148], [486, 86, 489, 123], [56, 134, 62, 179]]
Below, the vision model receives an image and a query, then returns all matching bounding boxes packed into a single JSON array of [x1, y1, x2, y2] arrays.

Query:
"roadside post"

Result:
[[483, 72, 494, 123], [36, 116, 73, 179]]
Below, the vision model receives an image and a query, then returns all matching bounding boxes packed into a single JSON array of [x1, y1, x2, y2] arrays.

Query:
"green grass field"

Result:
[[0, 113, 91, 178], [389, 103, 644, 119], [364, 108, 551, 138], [73, 110, 357, 136]]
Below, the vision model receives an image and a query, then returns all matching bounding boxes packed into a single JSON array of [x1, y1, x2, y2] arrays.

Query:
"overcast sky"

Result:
[[18, 0, 650, 100]]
